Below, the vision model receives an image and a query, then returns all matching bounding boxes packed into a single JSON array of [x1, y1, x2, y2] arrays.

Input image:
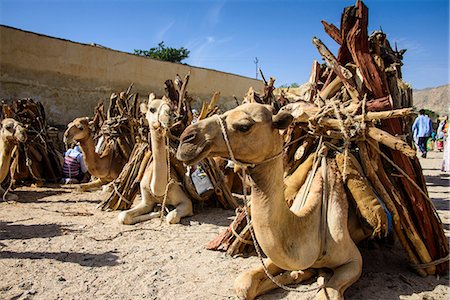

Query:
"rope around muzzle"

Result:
[[214, 114, 324, 294]]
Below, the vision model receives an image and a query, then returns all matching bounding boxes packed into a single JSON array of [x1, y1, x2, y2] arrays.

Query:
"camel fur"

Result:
[[177, 103, 366, 300], [63, 117, 126, 190], [0, 118, 27, 200], [118, 94, 193, 225]]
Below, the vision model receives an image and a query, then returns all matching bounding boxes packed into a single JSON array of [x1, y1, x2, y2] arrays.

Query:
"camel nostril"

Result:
[[181, 132, 196, 143]]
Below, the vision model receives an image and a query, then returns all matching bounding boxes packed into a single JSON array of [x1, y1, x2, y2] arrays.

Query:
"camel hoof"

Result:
[[102, 183, 113, 193], [118, 211, 133, 225], [166, 211, 181, 224]]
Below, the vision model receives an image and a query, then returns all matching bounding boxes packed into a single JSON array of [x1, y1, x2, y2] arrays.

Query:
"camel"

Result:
[[63, 117, 126, 190], [0, 118, 27, 200], [118, 94, 193, 225], [177, 103, 366, 300]]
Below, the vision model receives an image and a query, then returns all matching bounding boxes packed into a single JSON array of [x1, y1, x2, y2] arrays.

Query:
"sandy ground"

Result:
[[0, 151, 449, 300]]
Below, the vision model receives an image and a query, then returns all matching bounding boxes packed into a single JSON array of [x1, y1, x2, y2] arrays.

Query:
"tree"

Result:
[[134, 41, 190, 64], [279, 82, 300, 88]]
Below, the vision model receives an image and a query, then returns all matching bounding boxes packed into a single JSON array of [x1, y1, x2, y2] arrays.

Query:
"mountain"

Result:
[[413, 84, 449, 117]]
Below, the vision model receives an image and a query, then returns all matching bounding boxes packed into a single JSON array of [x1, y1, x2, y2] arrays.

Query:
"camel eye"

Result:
[[4, 124, 13, 131], [149, 107, 157, 113], [234, 123, 253, 133]]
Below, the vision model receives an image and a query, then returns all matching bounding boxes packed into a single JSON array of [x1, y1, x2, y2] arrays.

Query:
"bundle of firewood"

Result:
[[1, 98, 63, 184], [93, 84, 144, 161], [99, 74, 238, 211], [208, 0, 448, 276]]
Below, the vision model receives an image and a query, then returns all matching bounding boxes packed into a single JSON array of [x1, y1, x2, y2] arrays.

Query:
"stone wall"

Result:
[[0, 25, 263, 125]]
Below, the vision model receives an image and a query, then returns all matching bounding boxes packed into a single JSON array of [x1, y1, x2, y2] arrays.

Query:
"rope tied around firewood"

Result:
[[411, 254, 450, 270], [230, 216, 253, 245]]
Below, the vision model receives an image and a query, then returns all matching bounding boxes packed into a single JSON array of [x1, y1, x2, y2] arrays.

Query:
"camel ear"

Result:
[[272, 111, 293, 129], [140, 102, 148, 114], [149, 93, 156, 102]]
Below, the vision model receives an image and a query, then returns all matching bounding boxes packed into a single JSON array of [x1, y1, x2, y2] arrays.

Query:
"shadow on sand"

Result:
[[0, 250, 119, 267]]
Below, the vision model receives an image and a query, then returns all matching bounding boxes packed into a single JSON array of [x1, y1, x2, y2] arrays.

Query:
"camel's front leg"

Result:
[[118, 179, 158, 225], [75, 178, 107, 191], [165, 185, 193, 224], [235, 258, 316, 300], [315, 252, 362, 300]]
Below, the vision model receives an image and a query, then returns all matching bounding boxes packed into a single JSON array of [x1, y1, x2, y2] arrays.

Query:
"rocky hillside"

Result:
[[413, 84, 449, 117]]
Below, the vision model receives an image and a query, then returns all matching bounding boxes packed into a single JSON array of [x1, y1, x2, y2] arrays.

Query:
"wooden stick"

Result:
[[312, 37, 360, 102], [366, 126, 416, 157]]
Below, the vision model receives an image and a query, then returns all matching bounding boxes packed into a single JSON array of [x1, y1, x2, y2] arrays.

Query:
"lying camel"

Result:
[[177, 103, 365, 300], [118, 94, 193, 225], [63, 117, 126, 190], [0, 118, 27, 200]]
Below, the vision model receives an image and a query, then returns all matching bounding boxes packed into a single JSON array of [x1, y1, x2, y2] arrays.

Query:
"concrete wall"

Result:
[[0, 25, 263, 125]]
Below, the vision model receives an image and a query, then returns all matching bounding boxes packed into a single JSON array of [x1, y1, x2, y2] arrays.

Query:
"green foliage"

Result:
[[423, 109, 439, 121], [134, 41, 190, 63], [279, 82, 300, 88]]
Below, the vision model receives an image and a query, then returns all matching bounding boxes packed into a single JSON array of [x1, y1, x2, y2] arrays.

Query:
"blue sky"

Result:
[[1, 0, 448, 89]]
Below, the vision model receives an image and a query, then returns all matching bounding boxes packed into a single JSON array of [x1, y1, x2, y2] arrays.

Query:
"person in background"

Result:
[[412, 109, 433, 158], [428, 130, 436, 151], [61, 144, 88, 184], [436, 116, 448, 152]]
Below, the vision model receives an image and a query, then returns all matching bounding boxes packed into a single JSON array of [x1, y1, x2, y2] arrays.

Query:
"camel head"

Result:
[[0, 118, 27, 144], [64, 117, 91, 145], [176, 103, 293, 166], [140, 93, 174, 130]]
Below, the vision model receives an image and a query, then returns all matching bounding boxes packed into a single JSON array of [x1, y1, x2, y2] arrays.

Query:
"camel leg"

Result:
[[118, 200, 159, 225], [235, 258, 316, 300], [77, 178, 106, 191], [165, 184, 193, 224], [118, 177, 158, 225], [315, 251, 362, 300]]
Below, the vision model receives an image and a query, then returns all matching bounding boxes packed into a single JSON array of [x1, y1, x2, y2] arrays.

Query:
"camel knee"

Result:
[[234, 260, 284, 300], [234, 271, 259, 300], [166, 201, 193, 224], [320, 254, 362, 300]]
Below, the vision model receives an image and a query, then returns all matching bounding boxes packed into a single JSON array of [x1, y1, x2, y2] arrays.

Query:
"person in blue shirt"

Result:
[[412, 109, 433, 158]]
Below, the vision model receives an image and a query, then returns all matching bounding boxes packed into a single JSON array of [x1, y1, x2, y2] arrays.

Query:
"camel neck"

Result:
[[248, 153, 322, 270], [78, 134, 99, 169], [150, 126, 169, 196], [0, 138, 15, 182], [249, 156, 293, 228]]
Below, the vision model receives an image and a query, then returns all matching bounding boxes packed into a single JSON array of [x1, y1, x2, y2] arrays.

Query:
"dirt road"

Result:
[[0, 151, 448, 299]]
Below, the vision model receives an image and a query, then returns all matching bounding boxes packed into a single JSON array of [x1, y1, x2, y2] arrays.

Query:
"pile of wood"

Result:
[[1, 98, 63, 184], [99, 74, 238, 211], [208, 0, 448, 276], [93, 84, 144, 161]]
